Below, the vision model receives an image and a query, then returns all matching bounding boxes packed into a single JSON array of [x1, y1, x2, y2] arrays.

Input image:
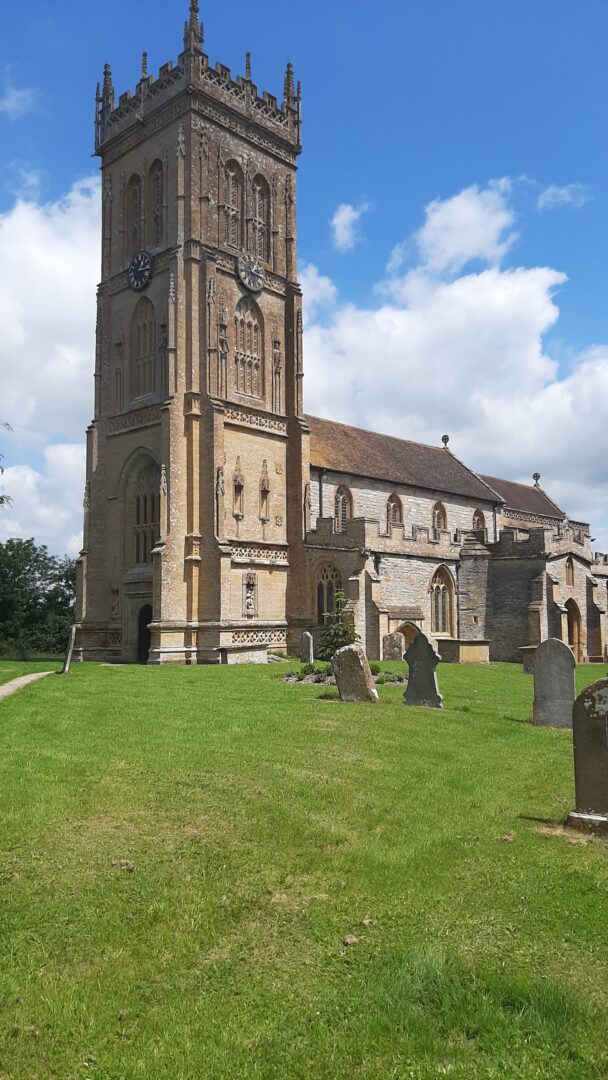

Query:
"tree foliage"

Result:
[[0, 422, 12, 508], [317, 589, 360, 661], [0, 538, 76, 655]]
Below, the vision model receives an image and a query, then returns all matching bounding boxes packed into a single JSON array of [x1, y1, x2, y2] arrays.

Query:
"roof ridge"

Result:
[[305, 413, 448, 455], [441, 449, 505, 505]]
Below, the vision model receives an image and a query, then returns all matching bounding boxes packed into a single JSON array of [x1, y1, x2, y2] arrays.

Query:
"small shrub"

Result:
[[317, 590, 360, 661], [369, 661, 381, 676]]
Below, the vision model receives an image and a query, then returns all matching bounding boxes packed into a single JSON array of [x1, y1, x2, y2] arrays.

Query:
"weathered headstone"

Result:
[[300, 632, 314, 665], [62, 625, 77, 675], [403, 632, 443, 709], [532, 638, 575, 728], [519, 645, 537, 675], [332, 644, 379, 703], [567, 678, 608, 834], [382, 632, 406, 662]]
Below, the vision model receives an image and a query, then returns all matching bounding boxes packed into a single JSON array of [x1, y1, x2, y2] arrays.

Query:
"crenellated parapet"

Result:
[[95, 3, 301, 155], [489, 524, 592, 561], [306, 516, 467, 558]]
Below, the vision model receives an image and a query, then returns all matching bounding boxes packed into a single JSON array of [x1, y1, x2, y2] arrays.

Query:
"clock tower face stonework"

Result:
[[76, 2, 310, 664]]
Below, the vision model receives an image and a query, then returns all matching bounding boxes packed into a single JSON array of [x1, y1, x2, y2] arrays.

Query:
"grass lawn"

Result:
[[0, 660, 62, 687], [1, 660, 608, 1080]]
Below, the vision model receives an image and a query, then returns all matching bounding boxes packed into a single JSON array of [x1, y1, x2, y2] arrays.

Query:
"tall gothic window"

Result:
[[148, 160, 163, 247], [316, 565, 342, 625], [234, 298, 263, 397], [126, 174, 142, 256], [430, 566, 455, 636], [134, 464, 160, 566], [566, 557, 575, 587], [387, 494, 403, 531], [251, 175, 270, 261], [334, 486, 352, 533], [431, 501, 447, 538], [473, 509, 486, 533], [224, 161, 244, 248], [130, 297, 157, 400]]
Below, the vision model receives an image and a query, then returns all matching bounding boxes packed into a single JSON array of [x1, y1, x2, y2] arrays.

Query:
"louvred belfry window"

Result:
[[225, 163, 243, 248], [127, 174, 141, 256], [130, 297, 156, 399], [148, 160, 163, 246]]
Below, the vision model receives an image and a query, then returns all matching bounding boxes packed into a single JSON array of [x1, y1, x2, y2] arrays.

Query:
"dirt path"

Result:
[[0, 672, 54, 702]]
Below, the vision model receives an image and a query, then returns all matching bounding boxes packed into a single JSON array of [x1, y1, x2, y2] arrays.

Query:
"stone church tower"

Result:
[[76, 2, 310, 663]]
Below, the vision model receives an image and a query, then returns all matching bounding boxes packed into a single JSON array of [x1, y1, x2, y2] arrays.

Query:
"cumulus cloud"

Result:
[[414, 179, 517, 274], [0, 177, 100, 554], [304, 181, 608, 551], [0, 70, 36, 119], [537, 183, 590, 212], [299, 262, 338, 322], [331, 201, 370, 253]]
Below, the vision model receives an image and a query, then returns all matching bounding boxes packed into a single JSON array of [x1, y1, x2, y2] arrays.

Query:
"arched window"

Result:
[[387, 494, 403, 531], [251, 174, 270, 262], [430, 566, 455, 636], [431, 501, 447, 538], [334, 486, 352, 533], [130, 297, 157, 399], [148, 160, 163, 247], [224, 161, 244, 248], [473, 509, 486, 533], [234, 297, 263, 397], [566, 557, 575, 588], [134, 463, 160, 566], [126, 174, 142, 257], [316, 565, 342, 625]]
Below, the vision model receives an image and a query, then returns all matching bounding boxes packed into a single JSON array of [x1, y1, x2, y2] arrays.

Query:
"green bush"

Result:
[[369, 661, 381, 676], [317, 590, 360, 661]]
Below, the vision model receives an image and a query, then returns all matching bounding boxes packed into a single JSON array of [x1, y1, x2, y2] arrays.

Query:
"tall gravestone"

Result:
[[382, 632, 406, 662], [300, 632, 314, 665], [532, 638, 576, 729], [403, 631, 443, 709], [332, 644, 379, 703], [567, 678, 608, 834]]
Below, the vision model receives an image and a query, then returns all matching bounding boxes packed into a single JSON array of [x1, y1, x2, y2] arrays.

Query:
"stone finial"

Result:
[[533, 472, 541, 486], [141, 52, 148, 79], [283, 61, 295, 108], [102, 63, 114, 108], [245, 52, 252, 80], [442, 435, 450, 448], [184, 0, 203, 51]]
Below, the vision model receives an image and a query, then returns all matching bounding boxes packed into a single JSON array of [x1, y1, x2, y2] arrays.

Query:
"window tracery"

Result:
[[224, 161, 244, 248], [334, 486, 352, 533], [431, 501, 447, 538], [134, 463, 160, 566], [126, 174, 142, 256], [148, 160, 163, 246], [234, 298, 263, 397], [430, 566, 455, 636], [251, 174, 270, 261], [130, 297, 157, 400], [387, 494, 403, 531], [316, 565, 342, 626], [473, 509, 486, 533]]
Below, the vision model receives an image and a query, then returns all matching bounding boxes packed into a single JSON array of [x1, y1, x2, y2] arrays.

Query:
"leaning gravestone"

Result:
[[300, 632, 314, 665], [567, 678, 608, 834], [383, 632, 406, 662], [403, 632, 443, 709], [332, 644, 379, 703], [532, 638, 575, 729]]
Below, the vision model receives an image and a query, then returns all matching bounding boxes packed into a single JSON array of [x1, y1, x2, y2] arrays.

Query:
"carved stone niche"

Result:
[[243, 571, 258, 619]]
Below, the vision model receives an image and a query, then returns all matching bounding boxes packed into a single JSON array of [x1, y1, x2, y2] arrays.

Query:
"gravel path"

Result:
[[0, 672, 54, 702]]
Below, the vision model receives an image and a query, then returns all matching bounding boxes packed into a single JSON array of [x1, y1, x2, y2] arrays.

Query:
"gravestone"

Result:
[[300, 632, 314, 665], [519, 645, 537, 675], [567, 678, 608, 834], [532, 638, 575, 729], [403, 631, 443, 709], [383, 632, 406, 662], [332, 644, 379, 703]]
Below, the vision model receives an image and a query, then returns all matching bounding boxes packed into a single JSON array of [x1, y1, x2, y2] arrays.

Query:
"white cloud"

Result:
[[0, 70, 36, 120], [0, 177, 100, 554], [537, 183, 590, 212], [331, 201, 370, 253], [299, 262, 338, 323], [415, 180, 517, 275], [304, 181, 608, 553]]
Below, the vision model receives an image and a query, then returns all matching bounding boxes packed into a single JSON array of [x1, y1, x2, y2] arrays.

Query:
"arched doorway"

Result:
[[138, 604, 153, 664], [565, 599, 582, 662]]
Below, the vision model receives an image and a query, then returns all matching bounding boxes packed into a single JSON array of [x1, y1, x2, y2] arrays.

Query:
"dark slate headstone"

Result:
[[533, 638, 576, 729], [300, 632, 314, 665], [403, 632, 443, 709], [567, 678, 608, 834], [332, 645, 379, 703], [382, 632, 406, 662]]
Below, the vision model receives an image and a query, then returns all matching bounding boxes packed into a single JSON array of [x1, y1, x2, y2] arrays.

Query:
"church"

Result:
[[74, 3, 608, 666]]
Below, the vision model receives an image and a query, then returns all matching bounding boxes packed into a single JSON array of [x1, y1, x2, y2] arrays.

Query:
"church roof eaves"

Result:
[[306, 415, 503, 504], [479, 475, 566, 521]]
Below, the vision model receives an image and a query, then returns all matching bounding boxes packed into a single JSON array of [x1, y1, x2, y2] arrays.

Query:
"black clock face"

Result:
[[237, 253, 266, 293], [128, 250, 153, 291]]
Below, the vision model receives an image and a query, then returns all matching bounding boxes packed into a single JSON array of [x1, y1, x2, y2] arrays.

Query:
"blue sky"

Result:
[[1, 0, 607, 553]]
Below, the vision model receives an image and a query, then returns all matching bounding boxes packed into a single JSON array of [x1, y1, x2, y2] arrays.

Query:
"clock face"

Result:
[[128, 250, 153, 291], [237, 253, 266, 293]]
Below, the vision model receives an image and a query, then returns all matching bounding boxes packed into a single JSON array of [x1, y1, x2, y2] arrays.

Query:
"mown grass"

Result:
[[0, 660, 607, 1079], [0, 660, 61, 687]]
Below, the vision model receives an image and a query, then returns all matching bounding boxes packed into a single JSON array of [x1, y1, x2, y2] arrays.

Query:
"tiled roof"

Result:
[[479, 475, 565, 520], [306, 415, 501, 503]]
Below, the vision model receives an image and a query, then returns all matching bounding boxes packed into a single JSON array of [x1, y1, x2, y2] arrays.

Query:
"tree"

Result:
[[0, 422, 12, 508], [317, 589, 360, 661], [0, 539, 76, 655]]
